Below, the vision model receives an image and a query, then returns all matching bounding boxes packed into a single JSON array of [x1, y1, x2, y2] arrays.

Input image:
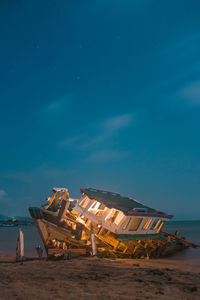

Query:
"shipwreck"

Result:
[[29, 187, 197, 258]]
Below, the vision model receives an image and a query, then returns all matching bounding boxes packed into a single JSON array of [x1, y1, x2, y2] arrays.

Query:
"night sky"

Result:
[[0, 0, 200, 219]]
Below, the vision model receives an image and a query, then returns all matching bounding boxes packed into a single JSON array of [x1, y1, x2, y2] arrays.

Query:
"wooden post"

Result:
[[90, 224, 97, 256], [16, 228, 24, 261]]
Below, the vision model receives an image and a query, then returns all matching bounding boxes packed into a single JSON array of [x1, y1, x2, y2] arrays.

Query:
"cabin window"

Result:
[[88, 201, 96, 210], [89, 201, 100, 211], [80, 199, 86, 207], [114, 211, 124, 225], [142, 218, 152, 230], [80, 198, 90, 208], [150, 219, 160, 230], [128, 218, 143, 231], [122, 217, 131, 230], [157, 221, 164, 231], [99, 203, 106, 210], [141, 219, 150, 230], [154, 219, 162, 230], [107, 210, 119, 223]]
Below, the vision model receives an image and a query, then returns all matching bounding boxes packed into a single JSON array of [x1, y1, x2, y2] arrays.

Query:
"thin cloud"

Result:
[[179, 81, 200, 106], [37, 95, 70, 118], [58, 113, 135, 162], [164, 33, 200, 60], [58, 134, 84, 149], [81, 113, 134, 149], [59, 113, 134, 150], [0, 166, 74, 185], [151, 32, 200, 96], [102, 113, 133, 132]]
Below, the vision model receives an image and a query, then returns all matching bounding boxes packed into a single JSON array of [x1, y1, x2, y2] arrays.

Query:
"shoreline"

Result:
[[0, 256, 199, 299], [1, 244, 200, 263], [1, 255, 200, 269]]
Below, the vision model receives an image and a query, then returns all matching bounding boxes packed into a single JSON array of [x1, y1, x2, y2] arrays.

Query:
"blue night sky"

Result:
[[0, 0, 200, 219]]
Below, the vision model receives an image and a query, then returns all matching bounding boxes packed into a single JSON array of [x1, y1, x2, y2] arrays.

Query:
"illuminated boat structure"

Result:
[[29, 187, 197, 258]]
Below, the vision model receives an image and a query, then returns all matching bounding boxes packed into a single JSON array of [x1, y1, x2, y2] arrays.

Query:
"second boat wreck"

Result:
[[29, 187, 197, 259]]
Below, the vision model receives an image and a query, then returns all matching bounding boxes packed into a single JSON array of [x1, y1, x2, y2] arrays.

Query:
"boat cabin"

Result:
[[73, 188, 173, 236]]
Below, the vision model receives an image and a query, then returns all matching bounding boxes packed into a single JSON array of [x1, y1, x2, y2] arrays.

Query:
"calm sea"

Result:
[[163, 220, 200, 262], [0, 221, 199, 261]]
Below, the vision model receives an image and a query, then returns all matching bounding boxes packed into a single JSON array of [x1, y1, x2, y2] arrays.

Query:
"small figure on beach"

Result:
[[36, 245, 43, 259]]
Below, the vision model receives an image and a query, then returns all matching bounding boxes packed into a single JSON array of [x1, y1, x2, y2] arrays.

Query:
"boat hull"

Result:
[[29, 207, 187, 258]]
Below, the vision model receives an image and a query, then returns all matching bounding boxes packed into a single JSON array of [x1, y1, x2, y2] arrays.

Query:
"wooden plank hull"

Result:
[[29, 207, 89, 254], [29, 207, 189, 258]]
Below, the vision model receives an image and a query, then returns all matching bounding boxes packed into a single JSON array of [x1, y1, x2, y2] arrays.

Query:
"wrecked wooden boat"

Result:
[[29, 187, 197, 258]]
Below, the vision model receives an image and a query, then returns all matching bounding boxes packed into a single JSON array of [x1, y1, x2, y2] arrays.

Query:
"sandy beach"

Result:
[[0, 256, 199, 300]]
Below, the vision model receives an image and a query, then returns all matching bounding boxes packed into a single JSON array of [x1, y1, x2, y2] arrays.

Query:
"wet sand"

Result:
[[0, 256, 199, 299]]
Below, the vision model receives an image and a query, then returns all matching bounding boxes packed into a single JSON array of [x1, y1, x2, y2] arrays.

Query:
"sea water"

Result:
[[0, 221, 199, 260], [163, 220, 200, 262], [0, 226, 44, 257]]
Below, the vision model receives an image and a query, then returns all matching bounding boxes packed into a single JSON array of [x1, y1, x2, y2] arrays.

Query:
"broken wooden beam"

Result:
[[161, 230, 198, 248], [48, 248, 86, 256]]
